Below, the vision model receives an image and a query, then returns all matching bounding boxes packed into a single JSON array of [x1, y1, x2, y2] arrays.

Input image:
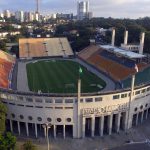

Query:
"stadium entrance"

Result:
[[82, 112, 128, 138]]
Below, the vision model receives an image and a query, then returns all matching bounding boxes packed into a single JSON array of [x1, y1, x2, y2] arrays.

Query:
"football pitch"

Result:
[[26, 60, 106, 93]]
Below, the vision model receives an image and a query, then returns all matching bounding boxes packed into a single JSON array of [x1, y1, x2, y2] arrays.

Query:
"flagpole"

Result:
[[126, 64, 138, 131], [77, 77, 81, 138], [126, 74, 135, 130], [77, 67, 82, 138]]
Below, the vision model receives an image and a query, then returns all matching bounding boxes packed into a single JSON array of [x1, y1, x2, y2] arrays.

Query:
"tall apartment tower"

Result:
[[15, 11, 24, 22], [3, 10, 11, 18], [77, 1, 91, 20]]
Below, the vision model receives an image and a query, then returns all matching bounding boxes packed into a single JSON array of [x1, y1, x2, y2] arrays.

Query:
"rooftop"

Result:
[[100, 45, 145, 59]]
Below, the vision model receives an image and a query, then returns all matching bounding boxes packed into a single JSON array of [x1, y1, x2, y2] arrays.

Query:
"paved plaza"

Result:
[[16, 119, 150, 150]]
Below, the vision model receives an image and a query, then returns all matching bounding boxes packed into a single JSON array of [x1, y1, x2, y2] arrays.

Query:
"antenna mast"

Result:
[[36, 0, 39, 13]]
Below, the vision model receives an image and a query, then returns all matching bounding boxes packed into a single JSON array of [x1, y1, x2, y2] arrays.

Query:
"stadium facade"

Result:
[[1, 80, 150, 139], [0, 34, 150, 139]]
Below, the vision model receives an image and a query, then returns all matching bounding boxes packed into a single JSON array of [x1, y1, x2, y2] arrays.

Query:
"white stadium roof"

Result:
[[100, 45, 145, 59]]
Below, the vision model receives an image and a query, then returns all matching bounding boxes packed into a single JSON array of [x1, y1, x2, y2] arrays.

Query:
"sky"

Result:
[[0, 0, 150, 19]]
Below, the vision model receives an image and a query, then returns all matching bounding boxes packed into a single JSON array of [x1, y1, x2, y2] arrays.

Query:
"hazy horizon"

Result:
[[0, 0, 150, 19]]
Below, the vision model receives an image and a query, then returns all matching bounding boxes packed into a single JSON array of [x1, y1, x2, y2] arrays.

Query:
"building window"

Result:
[[95, 97, 103, 102], [47, 118, 52, 122], [26, 98, 33, 102], [35, 106, 43, 108], [17, 104, 24, 107], [134, 107, 138, 112], [20, 115, 24, 119], [9, 103, 15, 105], [80, 99, 83, 103], [121, 93, 127, 98], [55, 99, 62, 103], [135, 90, 140, 95], [11, 113, 15, 118], [85, 98, 93, 103], [45, 99, 53, 103], [75, 99, 78, 103], [8, 95, 15, 100], [17, 96, 23, 101], [147, 87, 150, 91], [66, 118, 71, 122], [26, 105, 33, 108], [113, 95, 120, 100], [28, 116, 33, 120], [140, 105, 143, 110], [65, 107, 73, 109], [57, 118, 62, 122], [45, 107, 53, 109], [0, 94, 7, 99], [65, 99, 73, 103], [35, 99, 42, 103], [55, 107, 63, 109], [141, 89, 146, 93], [37, 117, 42, 122]]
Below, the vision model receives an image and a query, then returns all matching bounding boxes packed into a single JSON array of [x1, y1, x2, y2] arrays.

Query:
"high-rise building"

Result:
[[3, 10, 11, 18], [35, 13, 39, 21], [0, 13, 4, 18], [51, 13, 57, 19], [24, 12, 29, 22], [77, 1, 92, 20], [28, 12, 34, 22], [88, 12, 93, 19], [24, 12, 34, 22], [56, 13, 73, 20], [15, 11, 24, 22]]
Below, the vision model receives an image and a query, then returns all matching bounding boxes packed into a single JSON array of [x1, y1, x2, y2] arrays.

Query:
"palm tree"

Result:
[[23, 140, 37, 150]]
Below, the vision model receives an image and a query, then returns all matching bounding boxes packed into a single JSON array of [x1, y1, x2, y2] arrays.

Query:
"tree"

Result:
[[0, 132, 16, 150], [4, 132, 16, 150], [22, 140, 37, 150], [0, 40, 6, 51], [0, 102, 7, 135], [10, 45, 19, 58]]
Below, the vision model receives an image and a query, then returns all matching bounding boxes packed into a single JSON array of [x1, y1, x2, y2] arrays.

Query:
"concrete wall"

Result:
[[1, 84, 150, 138]]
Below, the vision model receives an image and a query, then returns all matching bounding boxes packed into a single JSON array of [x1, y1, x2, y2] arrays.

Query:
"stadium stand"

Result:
[[100, 50, 136, 68], [87, 55, 133, 81], [0, 50, 15, 88], [0, 50, 15, 63], [19, 38, 73, 58], [78, 46, 148, 81], [78, 45, 100, 60]]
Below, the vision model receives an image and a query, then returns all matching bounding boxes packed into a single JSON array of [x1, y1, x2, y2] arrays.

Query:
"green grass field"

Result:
[[26, 60, 106, 93]]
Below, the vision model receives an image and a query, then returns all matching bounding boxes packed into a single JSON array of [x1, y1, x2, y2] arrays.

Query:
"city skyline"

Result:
[[0, 0, 150, 18]]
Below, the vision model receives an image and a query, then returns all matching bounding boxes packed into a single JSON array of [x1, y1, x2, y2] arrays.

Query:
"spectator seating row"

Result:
[[78, 45, 100, 60], [87, 55, 133, 81], [19, 38, 73, 58], [100, 50, 136, 68], [0, 50, 15, 88], [78, 46, 147, 81]]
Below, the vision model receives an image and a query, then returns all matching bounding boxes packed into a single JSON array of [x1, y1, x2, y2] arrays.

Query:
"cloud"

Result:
[[0, 0, 150, 18]]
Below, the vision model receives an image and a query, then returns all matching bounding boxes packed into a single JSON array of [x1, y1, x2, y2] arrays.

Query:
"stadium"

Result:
[[1, 30, 150, 139]]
